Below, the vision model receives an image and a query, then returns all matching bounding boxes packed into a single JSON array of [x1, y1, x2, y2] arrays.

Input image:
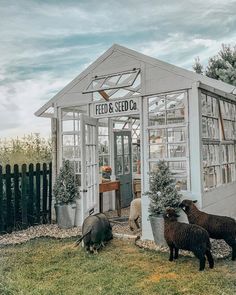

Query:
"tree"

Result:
[[193, 57, 203, 74], [192, 44, 236, 86], [53, 160, 79, 204], [146, 160, 181, 215]]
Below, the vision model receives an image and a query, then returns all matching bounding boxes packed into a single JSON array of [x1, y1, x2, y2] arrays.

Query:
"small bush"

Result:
[[53, 160, 79, 204], [146, 160, 181, 215]]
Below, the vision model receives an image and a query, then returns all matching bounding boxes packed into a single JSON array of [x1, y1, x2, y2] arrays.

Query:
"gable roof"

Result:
[[35, 44, 236, 117]]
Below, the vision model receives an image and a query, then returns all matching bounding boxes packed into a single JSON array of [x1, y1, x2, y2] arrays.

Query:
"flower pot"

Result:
[[149, 215, 167, 246], [55, 202, 76, 229]]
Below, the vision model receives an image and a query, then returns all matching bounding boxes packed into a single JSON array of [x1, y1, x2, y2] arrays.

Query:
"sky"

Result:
[[0, 0, 236, 139]]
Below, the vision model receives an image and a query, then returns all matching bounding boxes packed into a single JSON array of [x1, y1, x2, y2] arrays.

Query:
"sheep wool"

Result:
[[129, 198, 141, 231], [164, 208, 214, 271]]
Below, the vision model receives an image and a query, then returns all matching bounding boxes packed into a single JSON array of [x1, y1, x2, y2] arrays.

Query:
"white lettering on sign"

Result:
[[93, 98, 140, 118]]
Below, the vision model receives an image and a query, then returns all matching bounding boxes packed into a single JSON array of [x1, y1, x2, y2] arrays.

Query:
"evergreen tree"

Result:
[[53, 160, 79, 204], [192, 44, 236, 86], [193, 57, 203, 74], [147, 160, 181, 215]]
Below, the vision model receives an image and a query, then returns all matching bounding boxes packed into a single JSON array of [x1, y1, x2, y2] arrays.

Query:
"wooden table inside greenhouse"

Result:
[[99, 180, 121, 217]]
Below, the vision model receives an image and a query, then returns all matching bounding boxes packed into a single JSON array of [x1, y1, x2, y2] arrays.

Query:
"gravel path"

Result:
[[0, 207, 232, 259]]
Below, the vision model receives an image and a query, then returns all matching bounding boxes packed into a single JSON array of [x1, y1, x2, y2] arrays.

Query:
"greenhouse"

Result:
[[36, 44, 236, 241]]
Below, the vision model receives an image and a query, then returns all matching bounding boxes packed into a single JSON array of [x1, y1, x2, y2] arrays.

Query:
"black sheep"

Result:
[[180, 199, 236, 261], [75, 213, 113, 253], [164, 208, 214, 271]]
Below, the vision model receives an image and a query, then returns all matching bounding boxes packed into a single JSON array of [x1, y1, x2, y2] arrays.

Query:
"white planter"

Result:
[[55, 202, 76, 229], [74, 198, 82, 226], [149, 215, 167, 246]]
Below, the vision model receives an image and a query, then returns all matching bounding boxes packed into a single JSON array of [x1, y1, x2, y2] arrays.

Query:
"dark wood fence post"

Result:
[[13, 164, 21, 227], [42, 163, 48, 224], [0, 165, 4, 232], [48, 162, 52, 223], [21, 164, 28, 228], [35, 163, 41, 224], [28, 163, 34, 225], [6, 164, 13, 231]]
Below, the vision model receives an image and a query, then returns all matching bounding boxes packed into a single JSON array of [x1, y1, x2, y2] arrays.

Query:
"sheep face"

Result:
[[163, 208, 180, 222], [179, 199, 197, 213]]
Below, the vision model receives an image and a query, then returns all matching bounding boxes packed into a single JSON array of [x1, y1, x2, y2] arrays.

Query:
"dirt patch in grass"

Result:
[[147, 272, 179, 282]]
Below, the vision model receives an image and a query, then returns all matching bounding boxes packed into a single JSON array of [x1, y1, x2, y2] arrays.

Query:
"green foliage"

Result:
[[0, 134, 52, 166], [146, 160, 181, 215], [53, 160, 79, 204], [193, 44, 236, 86], [193, 57, 203, 74]]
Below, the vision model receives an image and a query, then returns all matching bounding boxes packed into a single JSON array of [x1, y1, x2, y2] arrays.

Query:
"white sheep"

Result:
[[129, 198, 141, 231]]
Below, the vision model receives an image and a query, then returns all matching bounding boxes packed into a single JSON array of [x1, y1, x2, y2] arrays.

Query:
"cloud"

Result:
[[0, 74, 71, 138], [0, 0, 235, 138]]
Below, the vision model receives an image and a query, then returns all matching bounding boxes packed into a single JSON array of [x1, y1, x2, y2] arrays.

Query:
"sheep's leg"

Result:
[[193, 250, 206, 271], [174, 247, 179, 259], [169, 246, 174, 261], [205, 250, 214, 269], [129, 219, 134, 231], [134, 217, 140, 229], [224, 237, 236, 261]]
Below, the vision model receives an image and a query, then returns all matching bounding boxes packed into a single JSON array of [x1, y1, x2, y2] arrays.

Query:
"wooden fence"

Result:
[[0, 162, 52, 234]]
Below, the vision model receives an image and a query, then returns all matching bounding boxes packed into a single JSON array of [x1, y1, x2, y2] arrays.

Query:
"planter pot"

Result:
[[149, 215, 167, 246], [55, 202, 76, 229]]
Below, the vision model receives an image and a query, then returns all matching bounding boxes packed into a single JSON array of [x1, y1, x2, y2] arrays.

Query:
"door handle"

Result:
[[80, 189, 88, 192]]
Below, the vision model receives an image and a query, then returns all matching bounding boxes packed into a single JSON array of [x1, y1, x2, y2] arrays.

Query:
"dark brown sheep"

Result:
[[164, 208, 214, 271], [180, 199, 236, 260]]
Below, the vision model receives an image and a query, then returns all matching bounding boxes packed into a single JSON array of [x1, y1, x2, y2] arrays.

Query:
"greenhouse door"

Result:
[[114, 131, 132, 207], [80, 114, 99, 220]]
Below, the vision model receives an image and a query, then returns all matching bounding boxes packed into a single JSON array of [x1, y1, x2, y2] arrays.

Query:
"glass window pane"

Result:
[[62, 120, 74, 132], [117, 156, 123, 175], [124, 155, 130, 174], [148, 96, 166, 126], [168, 144, 186, 158], [167, 109, 185, 124], [116, 136, 123, 155], [149, 144, 166, 159], [63, 147, 74, 159], [149, 129, 166, 144], [167, 128, 185, 142], [124, 136, 129, 154], [166, 92, 184, 109], [201, 93, 207, 116]]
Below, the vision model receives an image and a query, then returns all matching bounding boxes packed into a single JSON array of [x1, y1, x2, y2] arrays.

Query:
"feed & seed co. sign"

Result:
[[92, 97, 140, 118]]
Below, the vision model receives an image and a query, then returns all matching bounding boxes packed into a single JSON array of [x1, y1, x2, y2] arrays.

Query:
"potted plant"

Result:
[[53, 160, 79, 228], [146, 160, 181, 245]]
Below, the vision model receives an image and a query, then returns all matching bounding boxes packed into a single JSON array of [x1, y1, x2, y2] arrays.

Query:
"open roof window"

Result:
[[83, 68, 140, 94]]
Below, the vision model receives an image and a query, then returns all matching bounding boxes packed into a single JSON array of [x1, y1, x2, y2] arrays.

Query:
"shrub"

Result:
[[0, 134, 52, 166], [146, 160, 181, 215], [53, 160, 79, 204]]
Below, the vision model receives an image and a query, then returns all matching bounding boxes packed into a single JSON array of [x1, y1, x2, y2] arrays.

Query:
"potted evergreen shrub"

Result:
[[53, 160, 79, 228], [146, 160, 181, 245]]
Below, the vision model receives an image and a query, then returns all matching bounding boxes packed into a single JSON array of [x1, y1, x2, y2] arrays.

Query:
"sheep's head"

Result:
[[163, 208, 180, 222], [179, 199, 197, 213]]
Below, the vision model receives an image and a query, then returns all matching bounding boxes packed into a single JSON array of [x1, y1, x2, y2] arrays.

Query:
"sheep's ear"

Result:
[[193, 200, 198, 203]]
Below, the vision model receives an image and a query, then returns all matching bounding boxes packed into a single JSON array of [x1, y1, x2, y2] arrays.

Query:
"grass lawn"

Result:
[[0, 237, 236, 295]]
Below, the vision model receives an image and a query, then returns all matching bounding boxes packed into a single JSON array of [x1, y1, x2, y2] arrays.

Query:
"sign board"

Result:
[[92, 97, 140, 118]]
